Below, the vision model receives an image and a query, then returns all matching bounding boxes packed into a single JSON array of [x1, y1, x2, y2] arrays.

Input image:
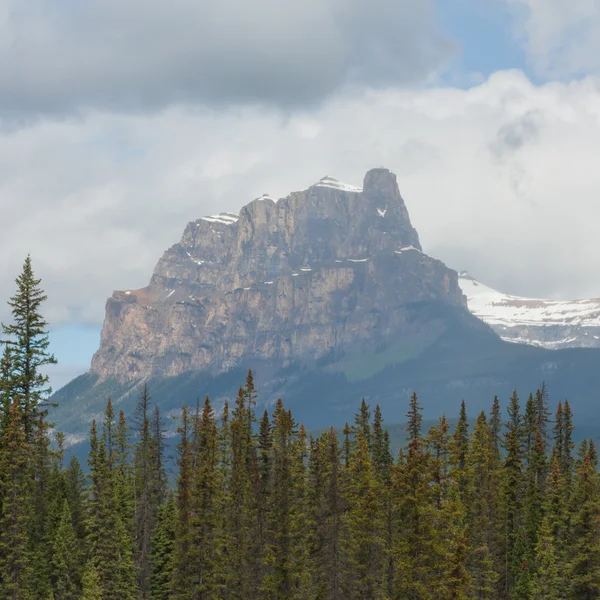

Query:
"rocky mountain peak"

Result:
[[90, 168, 465, 382]]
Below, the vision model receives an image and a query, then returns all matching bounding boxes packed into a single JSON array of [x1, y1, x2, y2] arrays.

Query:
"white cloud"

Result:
[[506, 0, 600, 77], [2, 69, 600, 336]]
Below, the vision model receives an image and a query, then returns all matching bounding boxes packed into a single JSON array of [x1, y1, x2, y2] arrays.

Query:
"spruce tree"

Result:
[[0, 256, 57, 440], [134, 384, 158, 598], [171, 405, 194, 598], [500, 390, 524, 599], [0, 398, 32, 598], [149, 494, 176, 600], [569, 453, 600, 599], [341, 430, 384, 599], [80, 562, 103, 600], [51, 499, 78, 600], [188, 396, 222, 598], [531, 515, 560, 600], [467, 411, 499, 599], [451, 400, 470, 503]]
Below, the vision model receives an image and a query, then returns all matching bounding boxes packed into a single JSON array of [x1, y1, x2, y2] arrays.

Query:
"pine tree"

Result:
[[0, 345, 16, 434], [466, 411, 499, 599], [353, 399, 371, 449], [308, 427, 344, 600], [261, 399, 299, 598], [500, 390, 524, 599], [531, 515, 560, 600], [0, 398, 32, 598], [0, 256, 57, 440], [393, 393, 439, 599], [341, 430, 384, 599], [188, 396, 222, 598], [561, 401, 575, 487], [149, 495, 176, 600], [80, 562, 103, 600], [451, 400, 470, 503], [569, 453, 600, 599], [134, 384, 158, 598], [51, 499, 78, 600], [87, 404, 138, 600], [171, 405, 194, 598]]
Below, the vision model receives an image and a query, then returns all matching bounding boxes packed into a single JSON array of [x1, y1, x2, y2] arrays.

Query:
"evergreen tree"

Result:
[[171, 405, 194, 598], [188, 396, 222, 598], [51, 499, 78, 600], [451, 400, 470, 503], [569, 453, 600, 599], [80, 562, 103, 600], [531, 515, 560, 600], [341, 431, 384, 599], [466, 411, 500, 599], [133, 384, 159, 598], [393, 393, 440, 599], [0, 398, 32, 598], [149, 494, 176, 600], [500, 390, 524, 599], [353, 399, 371, 449], [0, 256, 57, 440]]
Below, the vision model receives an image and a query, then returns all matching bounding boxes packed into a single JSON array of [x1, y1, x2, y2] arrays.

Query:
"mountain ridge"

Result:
[[50, 167, 600, 439], [460, 272, 600, 349]]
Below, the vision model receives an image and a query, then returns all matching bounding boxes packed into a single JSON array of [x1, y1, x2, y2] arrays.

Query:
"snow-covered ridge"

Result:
[[313, 176, 362, 193], [459, 273, 600, 349], [200, 212, 239, 225]]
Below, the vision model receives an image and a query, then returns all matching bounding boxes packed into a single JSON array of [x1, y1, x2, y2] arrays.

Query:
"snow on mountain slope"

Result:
[[459, 273, 600, 349]]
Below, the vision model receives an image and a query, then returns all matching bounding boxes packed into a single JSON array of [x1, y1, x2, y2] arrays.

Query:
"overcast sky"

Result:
[[2, 0, 600, 389]]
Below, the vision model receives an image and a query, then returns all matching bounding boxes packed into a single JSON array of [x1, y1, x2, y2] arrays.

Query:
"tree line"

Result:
[[1, 258, 599, 599]]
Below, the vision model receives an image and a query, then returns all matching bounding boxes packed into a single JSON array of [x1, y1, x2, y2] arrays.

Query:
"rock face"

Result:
[[90, 168, 467, 382], [459, 273, 600, 349]]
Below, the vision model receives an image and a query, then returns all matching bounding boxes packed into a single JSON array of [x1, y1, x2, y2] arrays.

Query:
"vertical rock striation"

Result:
[[90, 168, 466, 381]]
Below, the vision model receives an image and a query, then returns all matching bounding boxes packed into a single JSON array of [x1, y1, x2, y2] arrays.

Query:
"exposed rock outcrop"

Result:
[[90, 168, 466, 382]]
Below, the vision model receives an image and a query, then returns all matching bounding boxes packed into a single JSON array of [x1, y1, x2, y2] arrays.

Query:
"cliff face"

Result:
[[90, 168, 467, 382]]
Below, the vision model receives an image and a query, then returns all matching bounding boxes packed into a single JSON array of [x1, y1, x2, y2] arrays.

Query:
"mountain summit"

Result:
[[90, 168, 464, 383]]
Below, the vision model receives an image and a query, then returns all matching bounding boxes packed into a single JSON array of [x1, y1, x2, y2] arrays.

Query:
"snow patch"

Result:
[[186, 251, 204, 266], [377, 208, 387, 217], [395, 246, 421, 254], [459, 274, 600, 343], [313, 176, 362, 193], [200, 212, 239, 225]]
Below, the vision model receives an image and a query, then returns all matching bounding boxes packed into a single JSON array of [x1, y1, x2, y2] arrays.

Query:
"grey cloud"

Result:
[[489, 110, 541, 161], [0, 0, 453, 118]]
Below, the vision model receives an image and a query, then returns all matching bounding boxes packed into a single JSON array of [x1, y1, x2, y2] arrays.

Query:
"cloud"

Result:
[[2, 69, 600, 337], [0, 0, 452, 119], [505, 0, 600, 78]]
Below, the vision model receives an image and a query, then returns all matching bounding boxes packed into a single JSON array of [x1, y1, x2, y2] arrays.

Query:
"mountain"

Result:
[[89, 168, 463, 382], [460, 273, 600, 349], [51, 168, 600, 442]]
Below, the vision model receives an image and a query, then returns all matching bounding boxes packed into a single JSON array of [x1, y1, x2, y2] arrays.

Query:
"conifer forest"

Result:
[[2, 263, 600, 600]]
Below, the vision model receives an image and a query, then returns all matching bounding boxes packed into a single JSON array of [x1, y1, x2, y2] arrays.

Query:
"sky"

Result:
[[2, 0, 600, 390]]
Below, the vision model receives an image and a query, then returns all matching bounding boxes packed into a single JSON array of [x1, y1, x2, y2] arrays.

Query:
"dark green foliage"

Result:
[[149, 494, 176, 600], [0, 399, 32, 598], [1, 256, 56, 440], [3, 262, 598, 599]]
